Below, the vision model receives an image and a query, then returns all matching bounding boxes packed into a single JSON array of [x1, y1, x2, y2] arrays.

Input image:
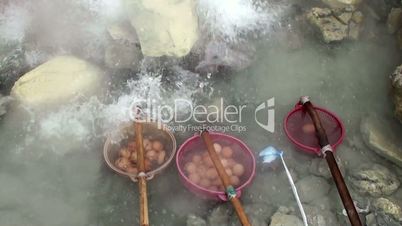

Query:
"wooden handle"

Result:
[[135, 123, 149, 226], [302, 99, 362, 226], [201, 131, 251, 226]]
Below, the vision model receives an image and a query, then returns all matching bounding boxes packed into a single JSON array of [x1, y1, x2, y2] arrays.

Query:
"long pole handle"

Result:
[[135, 122, 149, 226], [301, 97, 362, 226], [201, 131, 251, 226]]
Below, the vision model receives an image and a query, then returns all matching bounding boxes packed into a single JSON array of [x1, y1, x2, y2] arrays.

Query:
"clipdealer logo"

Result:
[[128, 97, 275, 133]]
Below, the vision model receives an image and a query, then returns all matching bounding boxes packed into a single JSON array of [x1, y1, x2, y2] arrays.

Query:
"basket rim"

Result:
[[283, 104, 345, 155], [176, 132, 256, 197], [103, 121, 177, 181]]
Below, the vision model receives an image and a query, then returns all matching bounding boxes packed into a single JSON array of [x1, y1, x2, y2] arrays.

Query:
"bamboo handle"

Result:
[[301, 98, 362, 226], [201, 131, 251, 226], [135, 123, 150, 226]]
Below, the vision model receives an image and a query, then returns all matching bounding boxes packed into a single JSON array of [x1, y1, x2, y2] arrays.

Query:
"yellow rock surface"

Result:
[[124, 0, 198, 57], [11, 56, 103, 107]]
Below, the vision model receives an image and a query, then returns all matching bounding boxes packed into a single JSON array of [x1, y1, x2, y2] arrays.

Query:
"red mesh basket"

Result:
[[284, 103, 345, 155], [176, 132, 256, 201]]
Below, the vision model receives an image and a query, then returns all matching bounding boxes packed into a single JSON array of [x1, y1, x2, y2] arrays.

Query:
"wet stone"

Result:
[[391, 64, 402, 122], [349, 164, 400, 197], [269, 207, 304, 226], [361, 114, 402, 167], [309, 156, 345, 179], [387, 8, 402, 34], [295, 175, 331, 203], [208, 205, 231, 226], [229, 203, 274, 226], [304, 205, 339, 226], [186, 214, 207, 226], [373, 197, 402, 224]]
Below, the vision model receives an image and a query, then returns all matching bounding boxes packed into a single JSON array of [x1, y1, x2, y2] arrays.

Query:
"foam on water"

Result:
[[197, 0, 281, 41]]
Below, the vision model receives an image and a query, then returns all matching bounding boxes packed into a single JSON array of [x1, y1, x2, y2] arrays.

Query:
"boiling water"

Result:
[[0, 0, 401, 225]]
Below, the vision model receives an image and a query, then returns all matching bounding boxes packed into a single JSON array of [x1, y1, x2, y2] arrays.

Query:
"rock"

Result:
[[104, 42, 142, 70], [0, 45, 27, 93], [124, 0, 198, 57], [269, 207, 304, 226], [352, 11, 364, 23], [186, 214, 207, 226], [322, 0, 361, 9], [304, 205, 339, 226], [306, 7, 364, 43], [105, 22, 143, 70], [229, 203, 274, 226], [208, 205, 231, 225], [373, 198, 402, 222], [0, 95, 12, 118], [307, 8, 348, 43], [387, 8, 402, 34], [195, 41, 256, 74], [11, 56, 104, 108], [397, 29, 402, 49], [309, 156, 345, 179], [349, 164, 400, 197], [295, 175, 331, 203], [361, 114, 402, 167], [391, 65, 402, 122]]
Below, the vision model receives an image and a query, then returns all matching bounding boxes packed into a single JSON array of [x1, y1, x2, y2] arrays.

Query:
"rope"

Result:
[[279, 152, 309, 226], [226, 186, 237, 200]]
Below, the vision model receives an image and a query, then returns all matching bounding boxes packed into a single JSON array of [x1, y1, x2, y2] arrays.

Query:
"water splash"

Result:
[[197, 0, 282, 42]]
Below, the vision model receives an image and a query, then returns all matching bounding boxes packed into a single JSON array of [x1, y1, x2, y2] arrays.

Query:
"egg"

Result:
[[222, 146, 233, 158], [197, 166, 208, 178], [212, 178, 222, 186], [127, 142, 137, 152], [232, 163, 245, 177], [143, 139, 152, 151], [230, 176, 240, 186], [119, 148, 131, 158], [206, 168, 218, 180], [221, 159, 229, 168], [130, 151, 138, 163], [126, 166, 138, 174], [192, 154, 202, 164], [227, 159, 236, 167], [225, 168, 233, 177], [199, 178, 211, 188], [146, 150, 157, 161], [203, 155, 214, 167], [213, 143, 222, 153], [158, 150, 166, 165], [185, 162, 197, 174], [189, 173, 201, 184], [152, 140, 164, 151], [115, 158, 130, 170], [302, 123, 316, 134]]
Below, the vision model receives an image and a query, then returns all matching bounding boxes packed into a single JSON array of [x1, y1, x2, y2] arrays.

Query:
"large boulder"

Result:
[[349, 164, 400, 197], [104, 22, 143, 70], [361, 115, 402, 167], [306, 7, 364, 43], [391, 64, 402, 123], [11, 56, 104, 108], [124, 0, 198, 57]]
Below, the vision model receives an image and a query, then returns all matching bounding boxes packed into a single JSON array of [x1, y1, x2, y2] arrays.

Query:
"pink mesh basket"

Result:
[[284, 103, 345, 155], [176, 132, 256, 201]]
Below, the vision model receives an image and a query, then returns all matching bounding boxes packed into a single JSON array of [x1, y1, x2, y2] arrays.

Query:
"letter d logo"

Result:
[[255, 98, 275, 133]]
